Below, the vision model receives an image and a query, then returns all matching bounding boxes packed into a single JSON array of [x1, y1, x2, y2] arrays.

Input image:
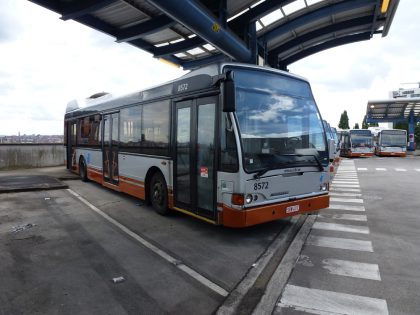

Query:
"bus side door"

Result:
[[103, 113, 119, 185], [175, 96, 218, 220]]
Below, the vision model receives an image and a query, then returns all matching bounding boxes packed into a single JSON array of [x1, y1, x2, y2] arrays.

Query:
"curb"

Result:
[[216, 214, 308, 315], [252, 214, 316, 314]]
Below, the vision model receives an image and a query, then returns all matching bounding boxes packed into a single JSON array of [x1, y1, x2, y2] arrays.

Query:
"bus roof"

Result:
[[349, 129, 372, 135], [65, 62, 310, 119]]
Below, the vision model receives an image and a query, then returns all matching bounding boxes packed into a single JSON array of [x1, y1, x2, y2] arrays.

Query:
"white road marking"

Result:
[[332, 180, 359, 183], [278, 285, 388, 315], [330, 197, 363, 204], [329, 192, 362, 197], [415, 169, 420, 172], [330, 188, 361, 193], [306, 235, 373, 252], [318, 213, 367, 221], [395, 168, 407, 172], [322, 259, 381, 281], [66, 189, 228, 297], [328, 204, 365, 211], [357, 167, 368, 171], [375, 168, 387, 171], [331, 184, 360, 188], [313, 222, 369, 234]]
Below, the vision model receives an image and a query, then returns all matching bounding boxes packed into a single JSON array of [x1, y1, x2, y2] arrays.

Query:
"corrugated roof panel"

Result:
[[143, 28, 183, 44], [92, 2, 149, 29]]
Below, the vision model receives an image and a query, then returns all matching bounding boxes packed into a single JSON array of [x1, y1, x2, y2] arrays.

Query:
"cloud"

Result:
[[289, 0, 420, 129]]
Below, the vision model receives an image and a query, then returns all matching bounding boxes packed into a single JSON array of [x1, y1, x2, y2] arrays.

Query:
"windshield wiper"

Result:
[[253, 168, 269, 179], [293, 154, 324, 171]]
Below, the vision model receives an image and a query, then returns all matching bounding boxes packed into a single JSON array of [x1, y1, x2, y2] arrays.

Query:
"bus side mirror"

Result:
[[222, 71, 235, 112], [328, 139, 335, 162]]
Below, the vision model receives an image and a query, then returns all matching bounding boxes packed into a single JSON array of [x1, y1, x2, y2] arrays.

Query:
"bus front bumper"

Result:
[[220, 194, 329, 228]]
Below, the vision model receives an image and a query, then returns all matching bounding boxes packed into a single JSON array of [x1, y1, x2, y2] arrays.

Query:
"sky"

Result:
[[0, 0, 419, 135]]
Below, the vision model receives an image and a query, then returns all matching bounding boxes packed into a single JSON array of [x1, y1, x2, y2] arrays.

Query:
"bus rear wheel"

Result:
[[150, 172, 169, 215], [79, 158, 88, 182]]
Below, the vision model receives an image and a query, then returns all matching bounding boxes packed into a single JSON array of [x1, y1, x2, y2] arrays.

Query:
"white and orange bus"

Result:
[[340, 129, 374, 157], [375, 129, 407, 157], [64, 62, 331, 227]]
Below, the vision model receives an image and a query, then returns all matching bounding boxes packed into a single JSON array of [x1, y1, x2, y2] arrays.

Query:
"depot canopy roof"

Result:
[[29, 0, 400, 69], [366, 98, 420, 123]]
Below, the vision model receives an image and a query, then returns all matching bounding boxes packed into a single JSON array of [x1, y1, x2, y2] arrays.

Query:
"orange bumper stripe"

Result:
[[221, 194, 329, 228]]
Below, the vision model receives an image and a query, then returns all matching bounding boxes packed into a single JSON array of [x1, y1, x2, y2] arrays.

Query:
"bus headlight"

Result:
[[245, 194, 253, 204], [320, 183, 328, 191]]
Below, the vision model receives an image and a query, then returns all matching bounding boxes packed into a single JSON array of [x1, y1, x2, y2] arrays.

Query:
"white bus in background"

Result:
[[64, 62, 331, 228], [375, 129, 407, 157]]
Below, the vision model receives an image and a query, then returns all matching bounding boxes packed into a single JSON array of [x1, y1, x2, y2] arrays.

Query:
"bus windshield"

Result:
[[232, 68, 328, 173], [381, 131, 406, 147], [350, 131, 373, 147]]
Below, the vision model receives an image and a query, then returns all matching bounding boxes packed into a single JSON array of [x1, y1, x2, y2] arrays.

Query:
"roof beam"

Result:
[[230, 0, 293, 33], [280, 32, 371, 66], [75, 15, 156, 52], [145, 0, 252, 62], [268, 15, 373, 63], [181, 53, 227, 70], [116, 15, 176, 43], [262, 0, 376, 42], [147, 0, 294, 59], [154, 36, 205, 58], [61, 0, 116, 21]]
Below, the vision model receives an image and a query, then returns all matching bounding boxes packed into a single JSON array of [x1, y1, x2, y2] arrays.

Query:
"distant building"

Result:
[[0, 134, 63, 144], [389, 86, 420, 99]]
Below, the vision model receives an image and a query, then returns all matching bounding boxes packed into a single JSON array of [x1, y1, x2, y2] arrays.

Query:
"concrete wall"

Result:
[[0, 144, 64, 170]]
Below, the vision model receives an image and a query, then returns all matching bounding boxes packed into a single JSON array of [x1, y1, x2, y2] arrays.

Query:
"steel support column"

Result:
[[408, 110, 415, 151], [145, 0, 252, 62]]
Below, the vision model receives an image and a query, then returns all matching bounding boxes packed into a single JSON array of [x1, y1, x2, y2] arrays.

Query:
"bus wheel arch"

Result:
[[79, 156, 88, 182], [145, 167, 169, 215]]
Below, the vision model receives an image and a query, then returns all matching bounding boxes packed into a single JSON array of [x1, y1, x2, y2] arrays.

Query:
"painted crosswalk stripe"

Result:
[[334, 175, 358, 178], [318, 213, 367, 221], [313, 222, 369, 234], [415, 169, 420, 172], [278, 285, 388, 315], [333, 179, 359, 182], [322, 259, 381, 280], [328, 204, 365, 211], [332, 182, 359, 186], [376, 168, 387, 171], [329, 192, 362, 197], [395, 168, 406, 172], [330, 197, 363, 204], [332, 184, 360, 188], [330, 188, 361, 193], [357, 167, 368, 171], [306, 235, 373, 251]]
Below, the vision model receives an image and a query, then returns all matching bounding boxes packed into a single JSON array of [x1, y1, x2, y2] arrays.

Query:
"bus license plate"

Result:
[[286, 205, 300, 213]]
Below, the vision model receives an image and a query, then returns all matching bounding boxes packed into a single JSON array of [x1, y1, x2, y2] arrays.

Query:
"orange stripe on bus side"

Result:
[[87, 168, 103, 184], [221, 194, 329, 228], [377, 152, 406, 157]]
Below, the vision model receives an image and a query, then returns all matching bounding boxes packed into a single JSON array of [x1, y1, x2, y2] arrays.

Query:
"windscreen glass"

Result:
[[350, 130, 373, 147], [232, 68, 328, 173], [381, 131, 407, 146]]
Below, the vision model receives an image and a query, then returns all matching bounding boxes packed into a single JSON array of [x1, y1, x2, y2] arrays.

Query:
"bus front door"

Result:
[[175, 96, 217, 220], [103, 113, 119, 185]]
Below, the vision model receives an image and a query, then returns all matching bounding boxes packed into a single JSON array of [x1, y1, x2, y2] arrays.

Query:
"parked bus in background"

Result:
[[322, 120, 338, 179], [375, 129, 407, 157], [64, 62, 330, 228], [340, 129, 374, 157]]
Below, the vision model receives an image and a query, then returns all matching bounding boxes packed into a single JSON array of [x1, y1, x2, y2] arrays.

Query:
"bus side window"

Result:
[[220, 113, 238, 172]]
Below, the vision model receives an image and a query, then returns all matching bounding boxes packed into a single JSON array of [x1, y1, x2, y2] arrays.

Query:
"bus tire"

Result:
[[150, 172, 169, 215], [79, 158, 88, 182]]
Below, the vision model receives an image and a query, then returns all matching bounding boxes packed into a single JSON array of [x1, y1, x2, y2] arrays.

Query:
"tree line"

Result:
[[338, 110, 378, 129]]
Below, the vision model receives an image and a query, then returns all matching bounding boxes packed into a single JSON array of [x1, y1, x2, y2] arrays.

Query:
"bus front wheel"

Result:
[[150, 172, 169, 215]]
